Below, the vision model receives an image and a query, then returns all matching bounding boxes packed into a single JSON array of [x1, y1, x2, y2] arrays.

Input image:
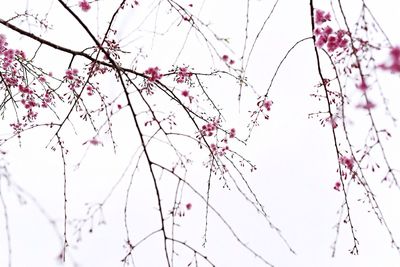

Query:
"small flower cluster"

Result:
[[65, 68, 79, 80], [333, 155, 355, 192], [10, 122, 25, 135], [145, 67, 162, 82], [174, 66, 194, 102], [82, 137, 103, 146], [176, 67, 192, 83], [2, 49, 15, 69], [170, 202, 192, 217], [222, 54, 235, 65], [325, 116, 338, 129], [209, 129, 236, 156], [314, 9, 348, 52], [0, 34, 26, 70], [356, 100, 376, 110], [19, 84, 36, 109], [315, 9, 331, 25], [88, 61, 109, 76], [0, 34, 6, 52], [337, 155, 356, 183], [1, 33, 54, 122], [255, 99, 273, 120], [181, 90, 189, 97], [198, 119, 237, 157], [40, 91, 54, 108], [180, 89, 194, 103], [89, 138, 102, 145], [18, 83, 49, 121], [356, 79, 368, 92], [339, 155, 354, 170], [86, 85, 95, 96], [64, 68, 83, 91], [0, 33, 18, 84], [379, 46, 400, 73], [229, 128, 236, 138], [210, 142, 230, 156], [263, 100, 272, 111], [333, 181, 341, 191], [65, 68, 96, 96], [200, 119, 220, 137], [79, 0, 91, 12]]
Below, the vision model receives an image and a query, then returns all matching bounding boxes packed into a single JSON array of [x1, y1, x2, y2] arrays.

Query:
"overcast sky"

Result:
[[1, 0, 400, 267]]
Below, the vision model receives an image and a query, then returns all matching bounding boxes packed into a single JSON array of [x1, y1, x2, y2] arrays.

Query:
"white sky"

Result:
[[0, 0, 400, 267]]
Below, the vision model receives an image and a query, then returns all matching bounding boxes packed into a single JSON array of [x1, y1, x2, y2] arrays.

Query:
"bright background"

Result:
[[0, 0, 400, 266]]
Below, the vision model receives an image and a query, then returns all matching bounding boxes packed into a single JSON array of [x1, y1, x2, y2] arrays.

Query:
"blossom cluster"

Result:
[[210, 142, 229, 156], [333, 181, 341, 191], [176, 67, 192, 83], [64, 68, 83, 91], [263, 100, 272, 111], [198, 120, 237, 157], [0, 34, 26, 70], [1, 34, 53, 122], [200, 120, 219, 137], [79, 0, 91, 12], [254, 99, 273, 121], [314, 9, 349, 53], [171, 202, 192, 217], [209, 132, 236, 157], [228, 128, 236, 138], [339, 155, 354, 170], [379, 46, 400, 73], [222, 54, 235, 65], [145, 67, 162, 82]]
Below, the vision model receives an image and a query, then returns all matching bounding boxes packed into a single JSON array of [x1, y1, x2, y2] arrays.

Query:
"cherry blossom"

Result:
[[79, 0, 91, 12]]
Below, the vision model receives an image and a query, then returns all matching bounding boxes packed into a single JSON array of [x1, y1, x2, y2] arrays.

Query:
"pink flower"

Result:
[[210, 143, 217, 151], [86, 85, 94, 96], [356, 79, 368, 91], [88, 138, 102, 145], [176, 67, 192, 83], [379, 46, 400, 73], [327, 44, 338, 52], [264, 100, 272, 111], [185, 203, 192, 210], [222, 55, 229, 62], [323, 26, 333, 35], [79, 0, 91, 12], [15, 49, 26, 60], [333, 181, 341, 191], [326, 117, 338, 129], [2, 48, 15, 69], [145, 67, 162, 82], [65, 68, 78, 80], [314, 15, 348, 53], [315, 34, 328, 48], [181, 90, 189, 97], [200, 120, 220, 137], [0, 34, 7, 54], [390, 46, 400, 61], [38, 76, 46, 83], [229, 128, 236, 138], [339, 156, 354, 170], [357, 100, 376, 110], [315, 9, 331, 25], [18, 84, 29, 94]]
